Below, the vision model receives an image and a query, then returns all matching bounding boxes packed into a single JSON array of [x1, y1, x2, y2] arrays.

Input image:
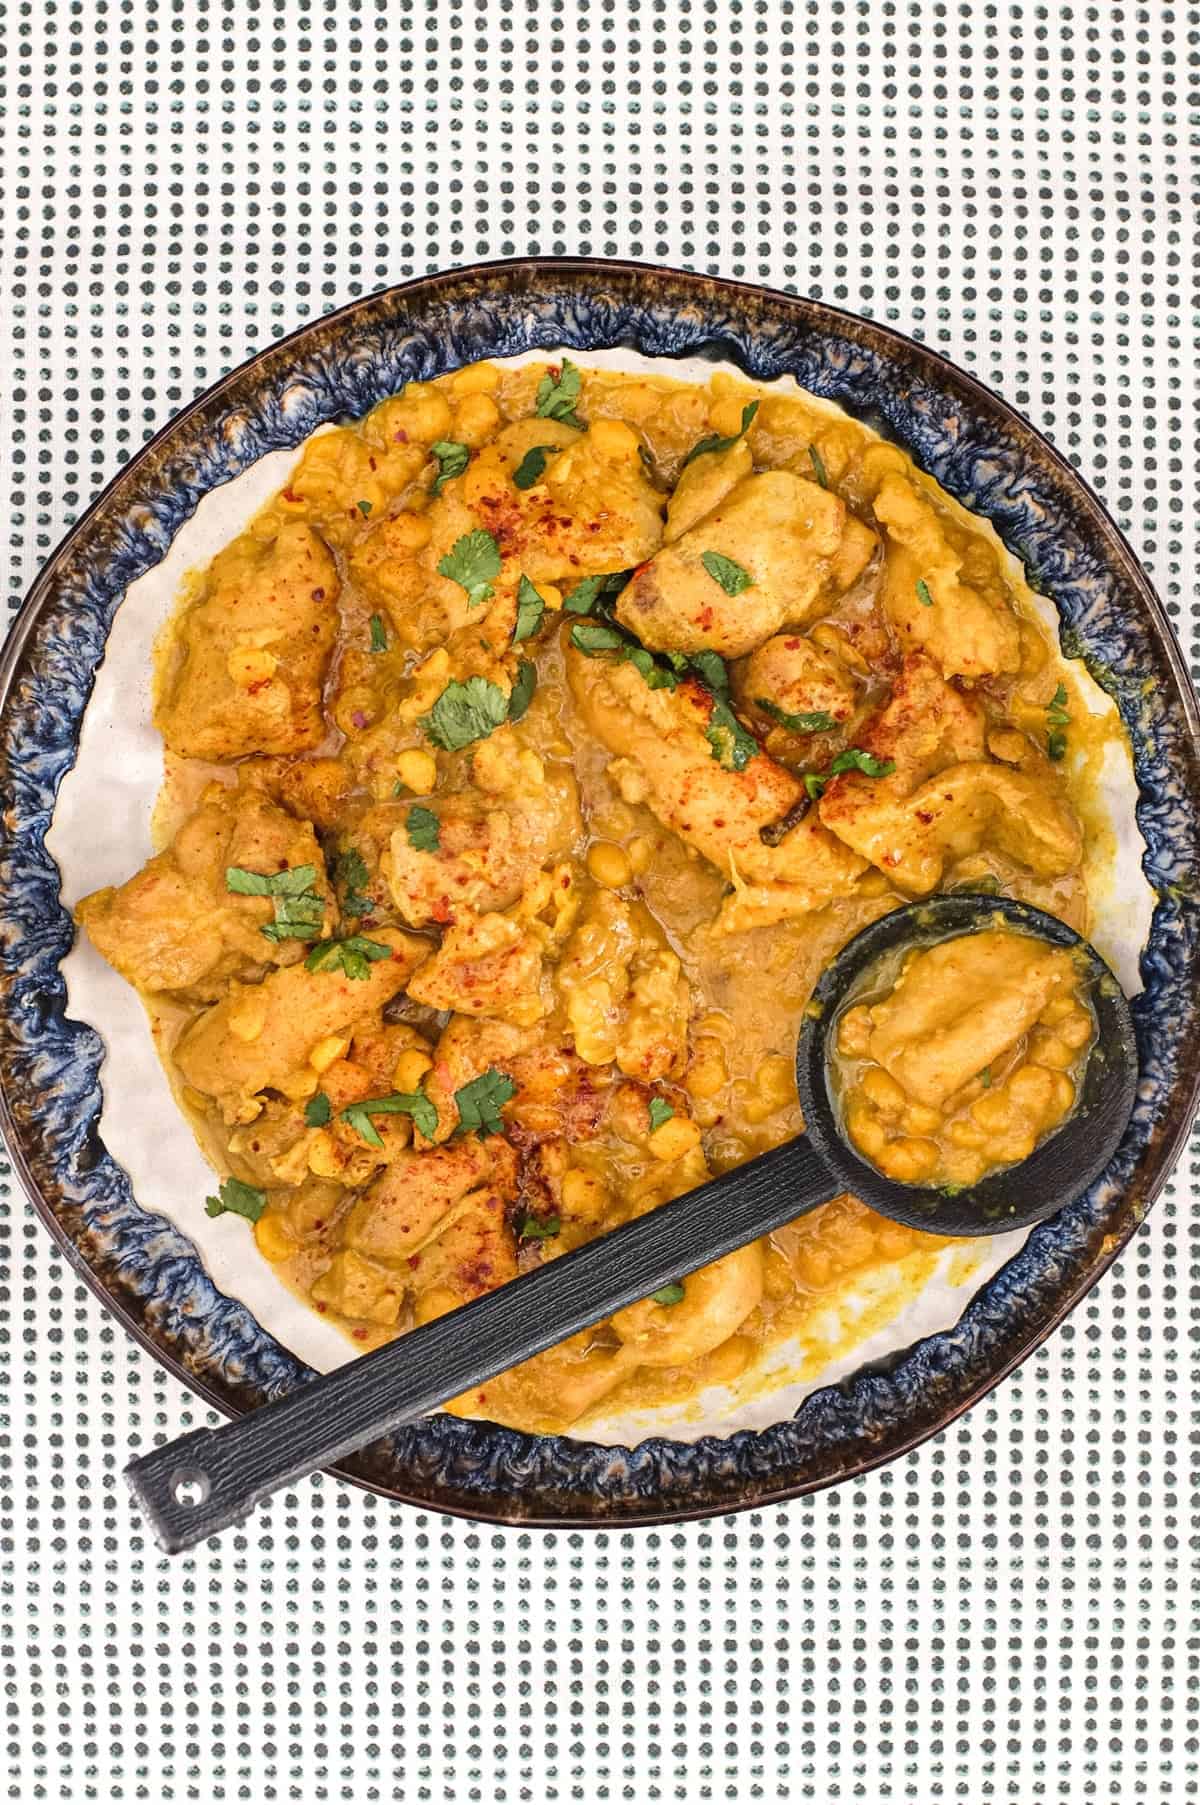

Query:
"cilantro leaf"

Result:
[[335, 848, 373, 918], [419, 676, 511, 751], [705, 695, 760, 772], [406, 805, 441, 853], [1047, 730, 1068, 761], [340, 1088, 439, 1149], [535, 357, 583, 427], [562, 569, 633, 614], [689, 650, 730, 694], [356, 499, 373, 517], [915, 578, 935, 609], [508, 659, 537, 723], [305, 1091, 332, 1128], [513, 574, 547, 643], [804, 746, 897, 799], [755, 698, 837, 734], [808, 444, 829, 488], [570, 621, 626, 655], [305, 935, 392, 981], [205, 1175, 267, 1223], [701, 551, 754, 596], [437, 529, 502, 610], [369, 613, 388, 653], [624, 645, 680, 691], [681, 400, 760, 469], [430, 439, 470, 493], [227, 864, 324, 943], [518, 1214, 561, 1242], [512, 444, 560, 490], [647, 1098, 675, 1133], [453, 1067, 517, 1139], [651, 1281, 686, 1306]]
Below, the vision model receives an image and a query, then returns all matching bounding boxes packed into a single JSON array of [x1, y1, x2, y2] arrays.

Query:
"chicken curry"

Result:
[[76, 354, 1117, 1435]]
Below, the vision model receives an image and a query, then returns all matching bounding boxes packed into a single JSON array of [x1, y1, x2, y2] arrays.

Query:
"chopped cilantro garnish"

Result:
[[534, 357, 583, 428], [369, 613, 388, 653], [1046, 682, 1071, 759], [508, 659, 537, 723], [1047, 730, 1068, 761], [980, 1068, 992, 1089], [647, 1098, 675, 1133], [305, 935, 392, 981], [405, 805, 441, 853], [705, 695, 760, 772], [681, 400, 760, 469], [915, 578, 935, 608], [701, 550, 754, 596], [453, 1067, 517, 1139], [356, 499, 373, 517], [518, 1214, 561, 1242], [562, 570, 633, 614], [651, 1281, 686, 1306], [305, 1091, 332, 1128], [335, 848, 373, 918], [512, 443, 560, 490], [755, 698, 837, 734], [570, 621, 626, 655], [340, 1088, 439, 1149], [437, 528, 502, 610], [804, 746, 897, 799], [430, 439, 470, 493], [808, 444, 829, 488], [205, 1175, 267, 1223], [689, 650, 730, 694], [419, 675, 511, 751], [226, 863, 324, 944], [513, 574, 547, 643]]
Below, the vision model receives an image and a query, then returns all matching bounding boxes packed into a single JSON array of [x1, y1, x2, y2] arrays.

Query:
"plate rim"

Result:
[[2, 255, 1198, 1527]]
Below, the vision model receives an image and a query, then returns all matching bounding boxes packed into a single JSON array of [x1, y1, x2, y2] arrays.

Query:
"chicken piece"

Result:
[[348, 490, 497, 649], [310, 1249, 404, 1328], [567, 649, 866, 924], [818, 655, 1082, 892], [342, 1135, 521, 1265], [872, 474, 1022, 679], [173, 927, 428, 1118], [407, 909, 550, 1026], [664, 439, 753, 542], [557, 891, 691, 1082], [382, 757, 581, 929], [826, 515, 878, 595], [461, 417, 664, 585], [616, 470, 849, 659], [858, 931, 1080, 1108], [611, 1240, 765, 1368], [156, 523, 339, 760], [75, 782, 332, 1000], [421, 1015, 614, 1149], [407, 1184, 519, 1307], [739, 632, 860, 734]]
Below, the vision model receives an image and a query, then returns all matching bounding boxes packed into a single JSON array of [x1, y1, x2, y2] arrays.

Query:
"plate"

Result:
[[2, 259, 1198, 1524]]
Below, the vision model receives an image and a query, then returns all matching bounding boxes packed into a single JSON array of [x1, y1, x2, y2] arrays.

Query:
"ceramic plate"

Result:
[[2, 260, 1198, 1523]]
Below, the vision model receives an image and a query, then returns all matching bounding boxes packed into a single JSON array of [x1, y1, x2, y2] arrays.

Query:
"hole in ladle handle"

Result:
[[125, 1133, 838, 1553]]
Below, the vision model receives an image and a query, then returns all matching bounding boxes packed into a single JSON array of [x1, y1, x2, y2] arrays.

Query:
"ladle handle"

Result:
[[126, 1133, 835, 1552]]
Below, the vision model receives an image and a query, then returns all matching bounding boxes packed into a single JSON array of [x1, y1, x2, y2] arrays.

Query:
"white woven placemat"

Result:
[[2, 4, 1197, 1797]]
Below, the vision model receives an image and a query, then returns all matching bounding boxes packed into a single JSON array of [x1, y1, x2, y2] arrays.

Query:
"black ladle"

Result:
[[125, 895, 1138, 1552]]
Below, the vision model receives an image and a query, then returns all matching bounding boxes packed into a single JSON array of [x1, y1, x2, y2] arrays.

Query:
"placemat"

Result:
[[2, 3, 1197, 1797]]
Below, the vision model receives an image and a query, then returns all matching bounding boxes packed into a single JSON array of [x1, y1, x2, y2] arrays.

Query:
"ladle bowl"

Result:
[[126, 896, 1138, 1552]]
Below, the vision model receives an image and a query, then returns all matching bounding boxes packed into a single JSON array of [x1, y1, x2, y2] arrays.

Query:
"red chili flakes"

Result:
[[352, 1327, 369, 1341], [393, 428, 409, 443], [311, 587, 326, 601], [282, 488, 302, 503], [351, 710, 369, 730], [247, 678, 273, 697]]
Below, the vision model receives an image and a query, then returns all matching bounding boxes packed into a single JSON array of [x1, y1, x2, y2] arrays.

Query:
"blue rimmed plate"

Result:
[[2, 259, 1198, 1524]]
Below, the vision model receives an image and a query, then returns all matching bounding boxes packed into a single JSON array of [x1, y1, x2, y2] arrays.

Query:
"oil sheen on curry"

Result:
[[75, 355, 1121, 1435]]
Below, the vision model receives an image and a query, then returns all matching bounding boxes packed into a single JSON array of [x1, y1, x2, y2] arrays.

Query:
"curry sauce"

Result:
[[75, 355, 1128, 1434]]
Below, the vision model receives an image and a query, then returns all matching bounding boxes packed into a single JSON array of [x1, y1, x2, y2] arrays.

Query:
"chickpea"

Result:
[[946, 1117, 988, 1150], [538, 583, 564, 611], [1007, 1063, 1056, 1119], [970, 1090, 1019, 1134], [393, 1048, 434, 1093], [380, 384, 453, 444], [561, 1168, 612, 1221], [1046, 1071, 1077, 1122], [628, 835, 655, 875], [902, 1102, 944, 1136], [795, 1243, 834, 1288], [394, 748, 438, 795], [1028, 1028, 1074, 1071], [1055, 1007, 1094, 1050], [586, 841, 633, 890], [940, 1148, 987, 1188], [687, 1037, 728, 1101], [876, 1137, 940, 1184], [254, 1212, 296, 1263], [1039, 993, 1076, 1026], [845, 1099, 887, 1160], [764, 1247, 794, 1301], [589, 417, 641, 460], [309, 1033, 351, 1074], [860, 1066, 906, 1119], [450, 362, 501, 396], [837, 1006, 874, 1058], [708, 393, 758, 438], [648, 1116, 703, 1162], [452, 394, 501, 447], [703, 1334, 755, 1384], [756, 1054, 797, 1114]]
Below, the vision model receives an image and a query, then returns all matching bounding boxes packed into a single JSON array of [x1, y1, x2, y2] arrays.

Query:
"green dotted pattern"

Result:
[[2, 3, 1198, 1798]]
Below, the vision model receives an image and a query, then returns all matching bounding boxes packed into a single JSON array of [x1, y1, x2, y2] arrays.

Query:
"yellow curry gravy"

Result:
[[74, 356, 1129, 1435]]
